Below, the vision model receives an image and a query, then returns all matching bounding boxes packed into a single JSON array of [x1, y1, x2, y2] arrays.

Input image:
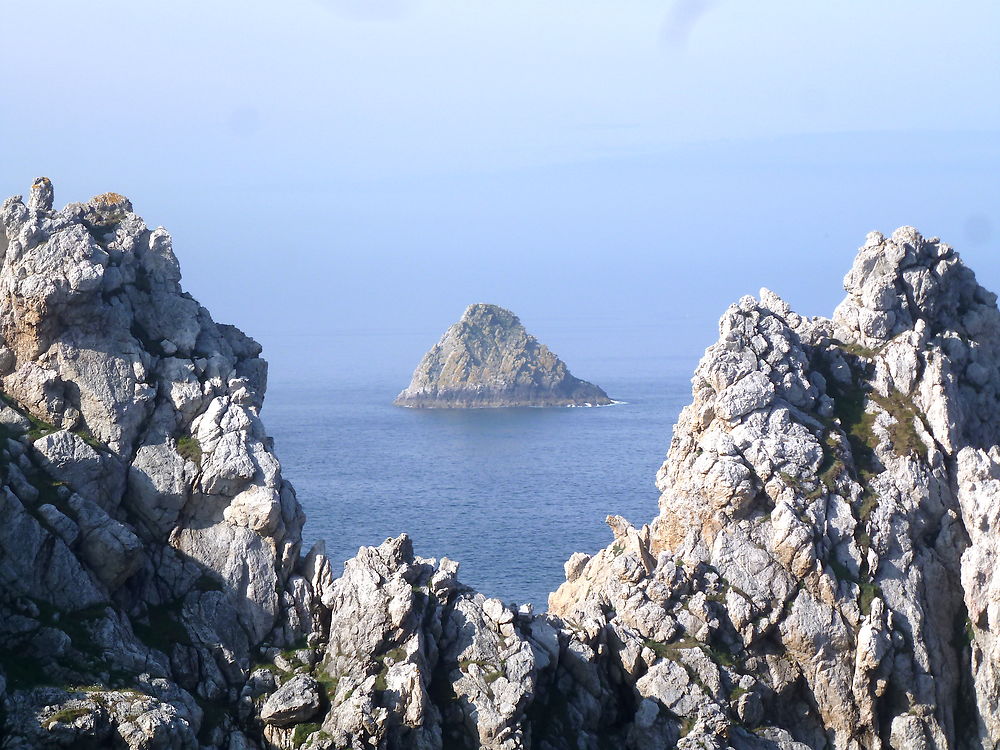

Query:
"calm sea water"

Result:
[[262, 348, 697, 610]]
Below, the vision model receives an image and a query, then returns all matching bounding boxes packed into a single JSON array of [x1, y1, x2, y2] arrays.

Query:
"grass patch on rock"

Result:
[[42, 705, 91, 729], [858, 581, 881, 616], [175, 435, 202, 466], [869, 390, 924, 459], [24, 412, 59, 442], [292, 722, 325, 747]]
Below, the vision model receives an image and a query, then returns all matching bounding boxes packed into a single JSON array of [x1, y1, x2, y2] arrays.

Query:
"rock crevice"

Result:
[[2, 182, 1000, 750]]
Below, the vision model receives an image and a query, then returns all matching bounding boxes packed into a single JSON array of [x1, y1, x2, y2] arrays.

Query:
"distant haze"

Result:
[[1, 1, 998, 386]]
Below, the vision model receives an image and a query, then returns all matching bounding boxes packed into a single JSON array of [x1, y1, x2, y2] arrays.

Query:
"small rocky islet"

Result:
[[394, 303, 612, 408], [3, 179, 1000, 749]]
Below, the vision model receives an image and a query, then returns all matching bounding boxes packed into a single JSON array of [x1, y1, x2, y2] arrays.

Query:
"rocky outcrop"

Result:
[[549, 228, 1000, 749], [394, 303, 612, 408], [0, 180, 304, 749], [295, 227, 1000, 749], [4, 180, 1000, 750], [284, 534, 555, 750]]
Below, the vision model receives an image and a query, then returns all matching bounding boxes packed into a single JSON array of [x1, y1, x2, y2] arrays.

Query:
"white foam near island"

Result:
[[566, 399, 628, 408]]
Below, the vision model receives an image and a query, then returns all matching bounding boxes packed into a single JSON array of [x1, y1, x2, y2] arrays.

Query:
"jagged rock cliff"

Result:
[[394, 303, 612, 408], [2, 182, 999, 750], [0, 179, 304, 749], [549, 228, 1000, 749]]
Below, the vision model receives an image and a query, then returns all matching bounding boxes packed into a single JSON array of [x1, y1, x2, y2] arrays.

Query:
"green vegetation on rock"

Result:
[[43, 705, 91, 729], [175, 435, 202, 466]]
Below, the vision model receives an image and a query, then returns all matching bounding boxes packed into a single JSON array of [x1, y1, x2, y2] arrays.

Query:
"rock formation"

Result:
[[548, 228, 1000, 749], [3, 179, 1000, 750], [0, 180, 303, 749], [394, 303, 612, 408]]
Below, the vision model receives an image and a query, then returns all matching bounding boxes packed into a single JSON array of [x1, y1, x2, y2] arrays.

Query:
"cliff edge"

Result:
[[3, 180, 1000, 750], [0, 179, 305, 749], [394, 303, 612, 408], [549, 227, 1000, 749]]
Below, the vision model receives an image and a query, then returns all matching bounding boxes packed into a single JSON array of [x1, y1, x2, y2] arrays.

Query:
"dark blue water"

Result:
[[262, 342, 696, 610]]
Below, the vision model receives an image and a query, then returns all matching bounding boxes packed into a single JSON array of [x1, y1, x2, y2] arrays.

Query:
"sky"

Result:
[[1, 1, 998, 385]]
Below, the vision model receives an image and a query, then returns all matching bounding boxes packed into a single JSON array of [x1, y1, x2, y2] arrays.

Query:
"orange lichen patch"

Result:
[[90, 192, 128, 206], [31, 177, 52, 187]]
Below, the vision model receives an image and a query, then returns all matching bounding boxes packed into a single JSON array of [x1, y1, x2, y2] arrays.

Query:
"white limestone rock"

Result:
[[8, 183, 1000, 750], [33, 429, 127, 512], [548, 227, 1000, 749], [260, 675, 322, 727], [0, 181, 304, 749]]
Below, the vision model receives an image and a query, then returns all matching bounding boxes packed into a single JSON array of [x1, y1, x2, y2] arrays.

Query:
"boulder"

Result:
[[260, 675, 321, 727]]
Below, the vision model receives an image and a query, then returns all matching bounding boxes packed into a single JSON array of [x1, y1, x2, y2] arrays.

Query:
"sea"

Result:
[[260, 329, 704, 611]]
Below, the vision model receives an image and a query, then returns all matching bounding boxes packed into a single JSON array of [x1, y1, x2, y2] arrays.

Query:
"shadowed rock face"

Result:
[[0, 181, 304, 749], [394, 303, 612, 408], [5, 185, 1000, 750]]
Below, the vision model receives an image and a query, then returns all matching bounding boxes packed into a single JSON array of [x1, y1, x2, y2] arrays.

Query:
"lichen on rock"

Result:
[[549, 227, 1000, 749], [4, 181, 1000, 750], [0, 180, 304, 749]]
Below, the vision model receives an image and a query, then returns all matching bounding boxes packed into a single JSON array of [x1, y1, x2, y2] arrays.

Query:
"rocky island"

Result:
[[2, 180, 1000, 750], [394, 303, 612, 408]]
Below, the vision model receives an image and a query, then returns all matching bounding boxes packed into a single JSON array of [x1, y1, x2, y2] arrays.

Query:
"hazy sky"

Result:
[[2, 1, 998, 384]]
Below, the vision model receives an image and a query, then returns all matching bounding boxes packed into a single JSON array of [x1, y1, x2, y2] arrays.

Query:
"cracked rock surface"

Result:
[[3, 181, 999, 750], [551, 228, 1000, 749], [0, 180, 302, 749]]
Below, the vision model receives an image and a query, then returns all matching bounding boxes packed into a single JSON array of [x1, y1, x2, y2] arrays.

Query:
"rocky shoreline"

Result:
[[1, 181, 999, 749]]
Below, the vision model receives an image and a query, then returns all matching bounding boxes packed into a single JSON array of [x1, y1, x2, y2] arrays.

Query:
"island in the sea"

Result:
[[394, 303, 613, 408], [6, 179, 1000, 748]]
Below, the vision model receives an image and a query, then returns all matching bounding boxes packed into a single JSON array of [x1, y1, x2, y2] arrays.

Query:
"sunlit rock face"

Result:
[[0, 181, 303, 749], [394, 303, 612, 408], [4, 180, 1000, 750], [552, 227, 1000, 749]]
